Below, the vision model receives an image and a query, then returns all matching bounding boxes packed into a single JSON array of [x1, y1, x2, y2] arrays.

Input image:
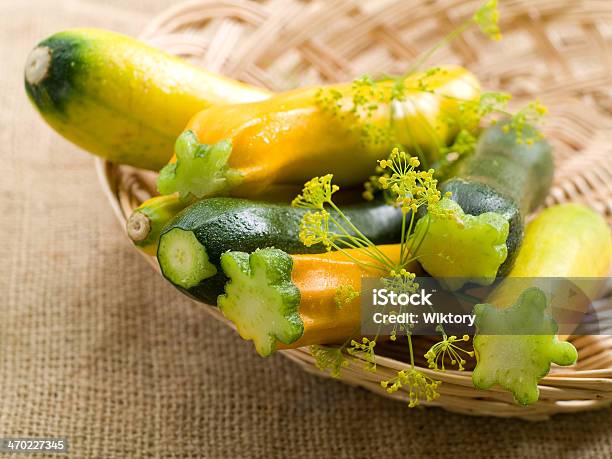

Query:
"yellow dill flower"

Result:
[[316, 75, 392, 147], [334, 285, 360, 309], [310, 345, 348, 378], [383, 270, 419, 294], [381, 368, 441, 407], [415, 67, 444, 93], [373, 148, 443, 213], [508, 99, 548, 145], [473, 0, 502, 41], [425, 334, 475, 371], [298, 210, 333, 250], [434, 91, 513, 180], [315, 88, 344, 117], [292, 174, 339, 209], [347, 337, 377, 372], [439, 129, 477, 158]]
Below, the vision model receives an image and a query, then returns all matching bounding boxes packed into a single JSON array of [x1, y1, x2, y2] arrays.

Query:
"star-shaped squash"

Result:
[[218, 248, 303, 357], [472, 287, 578, 405], [414, 197, 509, 290], [157, 130, 242, 199]]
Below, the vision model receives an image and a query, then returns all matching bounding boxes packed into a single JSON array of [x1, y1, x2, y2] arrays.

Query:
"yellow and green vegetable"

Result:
[[156, 66, 481, 199], [413, 118, 553, 290], [126, 194, 186, 256], [156, 196, 404, 304], [25, 28, 270, 170], [218, 148, 453, 408], [218, 245, 408, 357], [472, 204, 612, 404], [27, 0, 612, 410]]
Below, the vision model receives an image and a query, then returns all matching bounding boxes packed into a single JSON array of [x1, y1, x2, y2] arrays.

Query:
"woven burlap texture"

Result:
[[1, 0, 612, 458]]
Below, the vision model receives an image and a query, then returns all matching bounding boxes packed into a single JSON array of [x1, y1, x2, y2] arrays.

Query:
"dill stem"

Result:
[[404, 20, 473, 76], [329, 201, 375, 242], [333, 239, 396, 271], [403, 212, 417, 266], [331, 232, 390, 269], [408, 334, 415, 369], [399, 210, 408, 267], [329, 242, 389, 272], [334, 236, 367, 251], [329, 201, 396, 269], [408, 212, 431, 259], [327, 213, 373, 250]]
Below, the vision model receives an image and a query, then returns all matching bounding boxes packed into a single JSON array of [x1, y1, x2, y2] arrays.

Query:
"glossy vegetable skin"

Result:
[[443, 121, 554, 267], [157, 198, 404, 304], [157, 66, 480, 198], [24, 28, 270, 170], [415, 121, 554, 289], [218, 245, 410, 357], [472, 204, 612, 404], [487, 204, 611, 298]]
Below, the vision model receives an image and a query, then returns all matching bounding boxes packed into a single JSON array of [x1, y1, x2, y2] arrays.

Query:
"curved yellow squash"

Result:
[[25, 28, 270, 170], [161, 66, 480, 198]]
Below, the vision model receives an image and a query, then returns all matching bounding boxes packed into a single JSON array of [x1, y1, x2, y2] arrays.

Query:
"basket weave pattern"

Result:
[[97, 0, 612, 420]]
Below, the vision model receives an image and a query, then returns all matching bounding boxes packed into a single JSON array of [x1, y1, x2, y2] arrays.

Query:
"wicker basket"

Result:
[[96, 0, 612, 420]]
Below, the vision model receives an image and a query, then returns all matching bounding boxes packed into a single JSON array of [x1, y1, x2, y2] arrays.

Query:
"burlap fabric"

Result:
[[1, 0, 612, 458]]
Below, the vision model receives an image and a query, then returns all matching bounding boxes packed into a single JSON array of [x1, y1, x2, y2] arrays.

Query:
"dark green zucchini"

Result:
[[157, 197, 403, 304], [415, 121, 554, 289], [444, 121, 553, 266]]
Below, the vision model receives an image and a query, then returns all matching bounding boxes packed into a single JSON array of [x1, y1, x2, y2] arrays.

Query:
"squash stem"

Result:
[[126, 212, 151, 243], [25, 46, 51, 85]]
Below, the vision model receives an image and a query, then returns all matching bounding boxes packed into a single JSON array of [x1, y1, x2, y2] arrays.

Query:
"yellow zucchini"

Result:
[[25, 28, 270, 170], [472, 204, 612, 404], [157, 66, 480, 198], [218, 245, 409, 356]]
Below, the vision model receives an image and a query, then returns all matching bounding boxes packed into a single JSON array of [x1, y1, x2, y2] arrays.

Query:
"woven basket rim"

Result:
[[98, 0, 612, 421]]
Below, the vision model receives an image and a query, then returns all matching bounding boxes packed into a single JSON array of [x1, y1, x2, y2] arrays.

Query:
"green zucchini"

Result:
[[157, 197, 403, 304], [415, 121, 554, 289], [127, 194, 188, 256]]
